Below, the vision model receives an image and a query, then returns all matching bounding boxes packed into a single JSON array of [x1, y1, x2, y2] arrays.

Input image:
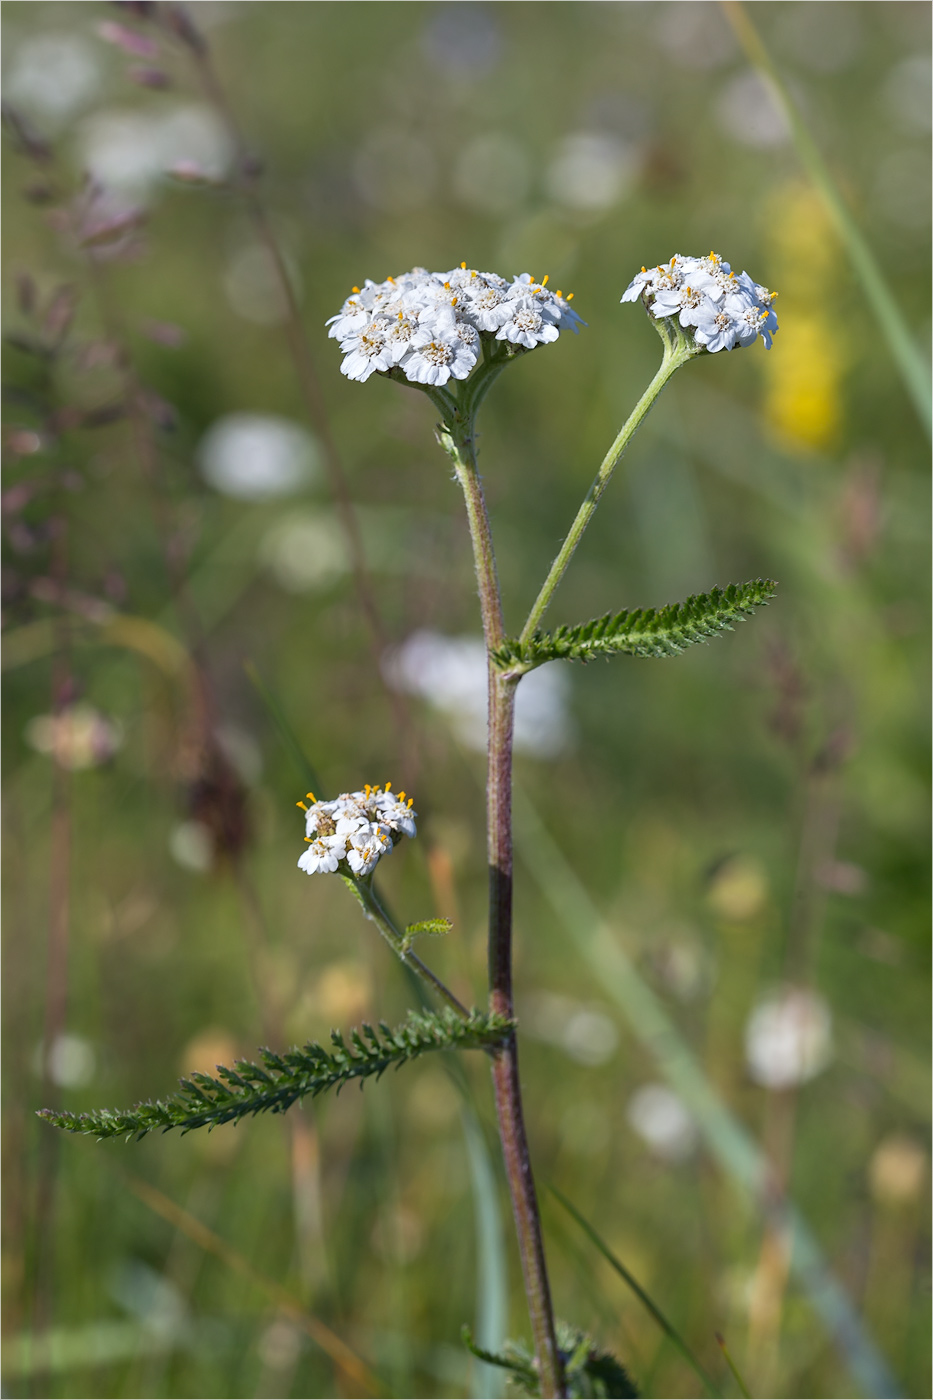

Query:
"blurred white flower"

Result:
[[354, 128, 436, 212], [744, 986, 833, 1090], [384, 629, 573, 757], [773, 2, 862, 74], [223, 243, 302, 325], [34, 1032, 97, 1089], [454, 134, 531, 214], [420, 3, 501, 77], [259, 510, 350, 592], [880, 56, 931, 134], [5, 33, 102, 124], [258, 1320, 303, 1372], [109, 1259, 187, 1337], [215, 723, 263, 787], [78, 103, 233, 199], [654, 3, 735, 71], [715, 70, 790, 148], [25, 703, 122, 770], [169, 820, 214, 873], [547, 132, 638, 212], [522, 991, 619, 1066], [197, 413, 321, 500], [650, 935, 714, 1002], [872, 150, 931, 230], [627, 1083, 698, 1161]]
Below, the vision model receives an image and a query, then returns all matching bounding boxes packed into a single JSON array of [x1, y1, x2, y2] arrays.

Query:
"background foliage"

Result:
[[3, 3, 929, 1398]]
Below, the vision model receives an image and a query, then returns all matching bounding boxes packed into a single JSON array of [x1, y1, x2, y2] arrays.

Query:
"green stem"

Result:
[[345, 875, 470, 1020], [440, 407, 565, 1399], [519, 321, 698, 645], [721, 0, 931, 440]]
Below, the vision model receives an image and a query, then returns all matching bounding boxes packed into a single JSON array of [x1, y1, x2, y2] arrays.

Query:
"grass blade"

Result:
[[721, 0, 931, 439], [243, 658, 323, 793], [123, 1172, 383, 1396], [715, 1332, 751, 1399], [462, 1105, 508, 1400], [548, 1185, 722, 1398], [512, 785, 900, 1399]]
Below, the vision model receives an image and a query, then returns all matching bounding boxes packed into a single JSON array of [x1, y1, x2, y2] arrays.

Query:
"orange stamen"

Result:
[[297, 801, 308, 811], [306, 792, 316, 803]]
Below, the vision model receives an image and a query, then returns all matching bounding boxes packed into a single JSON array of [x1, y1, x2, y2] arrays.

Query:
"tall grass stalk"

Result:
[[512, 786, 901, 1399], [721, 0, 932, 439], [123, 1171, 382, 1396], [548, 1186, 722, 1398]]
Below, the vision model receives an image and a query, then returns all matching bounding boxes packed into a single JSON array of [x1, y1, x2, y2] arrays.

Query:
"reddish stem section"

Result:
[[451, 429, 564, 1397]]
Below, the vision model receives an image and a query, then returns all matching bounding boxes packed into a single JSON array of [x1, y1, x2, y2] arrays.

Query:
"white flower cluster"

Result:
[[297, 783, 417, 878], [327, 264, 583, 386], [622, 252, 778, 352]]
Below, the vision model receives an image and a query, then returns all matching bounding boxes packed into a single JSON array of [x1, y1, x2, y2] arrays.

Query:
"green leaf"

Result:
[[462, 1323, 639, 1399], [493, 579, 776, 672], [38, 1008, 513, 1141], [404, 917, 453, 942]]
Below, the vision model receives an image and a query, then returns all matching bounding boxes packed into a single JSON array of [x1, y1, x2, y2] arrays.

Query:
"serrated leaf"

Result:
[[494, 580, 777, 672], [463, 1322, 639, 1398], [38, 1008, 513, 1141]]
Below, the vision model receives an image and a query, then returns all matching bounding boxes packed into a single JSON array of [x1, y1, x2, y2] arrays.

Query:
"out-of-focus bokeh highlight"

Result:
[[3, 3, 929, 1397]]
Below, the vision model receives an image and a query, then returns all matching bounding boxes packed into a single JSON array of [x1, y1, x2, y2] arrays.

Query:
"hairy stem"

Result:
[[519, 323, 697, 645], [445, 418, 565, 1398]]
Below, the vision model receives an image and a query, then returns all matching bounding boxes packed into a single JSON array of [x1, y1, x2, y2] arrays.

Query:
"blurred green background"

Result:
[[2, 3, 929, 1397]]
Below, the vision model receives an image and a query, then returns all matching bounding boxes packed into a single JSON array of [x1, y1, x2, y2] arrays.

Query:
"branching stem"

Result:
[[345, 875, 471, 1021], [519, 321, 699, 645], [439, 401, 565, 1398]]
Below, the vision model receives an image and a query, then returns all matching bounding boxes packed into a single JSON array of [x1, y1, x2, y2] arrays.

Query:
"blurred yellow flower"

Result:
[[762, 183, 845, 452]]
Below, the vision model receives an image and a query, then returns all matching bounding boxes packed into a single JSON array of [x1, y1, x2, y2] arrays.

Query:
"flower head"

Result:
[[622, 252, 778, 352], [327, 264, 584, 386], [296, 782, 416, 877]]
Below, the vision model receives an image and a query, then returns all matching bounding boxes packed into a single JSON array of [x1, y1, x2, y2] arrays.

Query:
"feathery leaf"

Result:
[[38, 1008, 513, 1141], [495, 579, 776, 672], [463, 1322, 639, 1398]]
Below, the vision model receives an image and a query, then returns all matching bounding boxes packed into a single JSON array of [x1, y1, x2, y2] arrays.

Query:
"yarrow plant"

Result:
[[621, 251, 778, 352], [44, 248, 779, 1398], [327, 263, 583, 385], [296, 782, 417, 877]]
